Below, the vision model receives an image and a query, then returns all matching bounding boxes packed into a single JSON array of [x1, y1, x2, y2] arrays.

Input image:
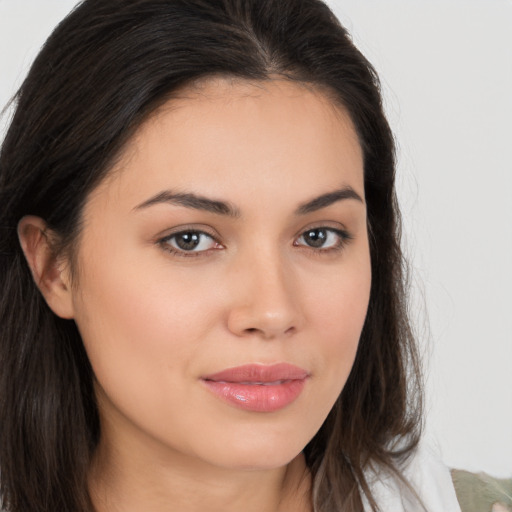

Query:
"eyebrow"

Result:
[[133, 186, 363, 217], [133, 191, 241, 217], [295, 186, 364, 214]]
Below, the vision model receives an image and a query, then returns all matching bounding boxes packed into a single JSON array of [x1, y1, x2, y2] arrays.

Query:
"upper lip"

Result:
[[202, 363, 309, 383]]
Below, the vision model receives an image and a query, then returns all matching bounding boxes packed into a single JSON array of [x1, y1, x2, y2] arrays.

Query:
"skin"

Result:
[[19, 78, 371, 512]]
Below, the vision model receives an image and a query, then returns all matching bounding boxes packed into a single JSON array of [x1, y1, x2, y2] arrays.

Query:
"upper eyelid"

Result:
[[157, 225, 219, 242], [164, 230, 216, 242], [159, 224, 347, 239], [293, 222, 349, 240], [298, 227, 349, 238], [156, 223, 353, 249]]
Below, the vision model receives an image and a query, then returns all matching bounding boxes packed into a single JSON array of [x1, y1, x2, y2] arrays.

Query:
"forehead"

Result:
[[90, 78, 364, 211]]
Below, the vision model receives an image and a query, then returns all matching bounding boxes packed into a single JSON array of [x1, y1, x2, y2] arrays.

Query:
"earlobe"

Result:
[[17, 215, 75, 319]]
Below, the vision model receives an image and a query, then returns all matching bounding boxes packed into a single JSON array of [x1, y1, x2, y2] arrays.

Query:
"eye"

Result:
[[294, 227, 350, 251], [160, 230, 221, 255]]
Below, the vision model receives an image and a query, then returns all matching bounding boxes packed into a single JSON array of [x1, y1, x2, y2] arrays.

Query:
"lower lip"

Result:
[[202, 379, 307, 412]]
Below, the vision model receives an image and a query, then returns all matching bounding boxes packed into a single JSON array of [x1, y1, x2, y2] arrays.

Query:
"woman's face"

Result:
[[70, 79, 371, 470]]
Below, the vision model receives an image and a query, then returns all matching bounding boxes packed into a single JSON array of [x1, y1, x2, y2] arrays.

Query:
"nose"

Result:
[[226, 251, 301, 340]]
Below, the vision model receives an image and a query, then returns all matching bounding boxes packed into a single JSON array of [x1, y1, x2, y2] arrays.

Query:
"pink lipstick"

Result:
[[201, 363, 309, 412]]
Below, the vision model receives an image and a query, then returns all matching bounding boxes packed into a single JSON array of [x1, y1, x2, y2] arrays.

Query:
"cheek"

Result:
[[76, 273, 208, 358], [305, 254, 371, 387], [71, 247, 221, 410], [71, 255, 233, 456], [310, 251, 371, 331]]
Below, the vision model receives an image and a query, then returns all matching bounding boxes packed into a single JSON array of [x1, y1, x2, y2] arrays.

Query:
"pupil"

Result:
[[176, 232, 200, 250], [305, 229, 326, 248]]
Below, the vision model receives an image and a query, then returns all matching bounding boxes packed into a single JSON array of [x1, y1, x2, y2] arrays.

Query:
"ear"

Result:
[[17, 216, 75, 319]]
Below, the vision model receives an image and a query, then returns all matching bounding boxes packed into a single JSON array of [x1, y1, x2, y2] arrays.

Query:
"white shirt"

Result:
[[364, 441, 461, 512]]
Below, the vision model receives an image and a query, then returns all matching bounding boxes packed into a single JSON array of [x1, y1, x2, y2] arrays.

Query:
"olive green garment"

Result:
[[451, 469, 512, 512]]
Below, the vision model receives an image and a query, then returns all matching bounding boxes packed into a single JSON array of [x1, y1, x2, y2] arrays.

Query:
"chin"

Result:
[[191, 422, 314, 471]]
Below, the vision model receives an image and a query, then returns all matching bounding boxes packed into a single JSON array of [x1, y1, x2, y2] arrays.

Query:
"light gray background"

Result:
[[1, 0, 511, 477]]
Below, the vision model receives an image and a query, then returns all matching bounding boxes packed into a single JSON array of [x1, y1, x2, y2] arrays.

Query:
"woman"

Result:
[[0, 0, 461, 511]]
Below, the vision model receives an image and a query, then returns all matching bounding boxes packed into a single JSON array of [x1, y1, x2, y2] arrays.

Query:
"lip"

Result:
[[201, 363, 309, 413]]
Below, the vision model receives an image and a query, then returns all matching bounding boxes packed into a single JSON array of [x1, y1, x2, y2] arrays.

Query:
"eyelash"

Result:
[[293, 227, 352, 253], [158, 226, 353, 258]]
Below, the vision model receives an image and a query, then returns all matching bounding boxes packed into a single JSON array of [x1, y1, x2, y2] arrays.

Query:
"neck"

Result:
[[89, 434, 312, 512]]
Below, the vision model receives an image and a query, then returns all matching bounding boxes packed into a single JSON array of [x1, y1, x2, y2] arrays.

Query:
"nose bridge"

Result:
[[227, 244, 300, 339]]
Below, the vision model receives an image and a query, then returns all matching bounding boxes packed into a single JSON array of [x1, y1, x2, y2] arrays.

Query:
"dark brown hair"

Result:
[[0, 1, 422, 510]]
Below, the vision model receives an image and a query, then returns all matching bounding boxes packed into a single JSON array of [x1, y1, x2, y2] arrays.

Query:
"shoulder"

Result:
[[364, 440, 462, 512], [401, 441, 461, 512], [451, 469, 512, 512]]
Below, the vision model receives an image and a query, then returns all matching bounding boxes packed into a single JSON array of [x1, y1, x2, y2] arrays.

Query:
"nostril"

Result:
[[242, 326, 296, 338]]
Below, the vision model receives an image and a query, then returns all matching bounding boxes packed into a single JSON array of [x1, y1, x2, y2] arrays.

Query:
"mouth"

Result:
[[201, 363, 309, 413]]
